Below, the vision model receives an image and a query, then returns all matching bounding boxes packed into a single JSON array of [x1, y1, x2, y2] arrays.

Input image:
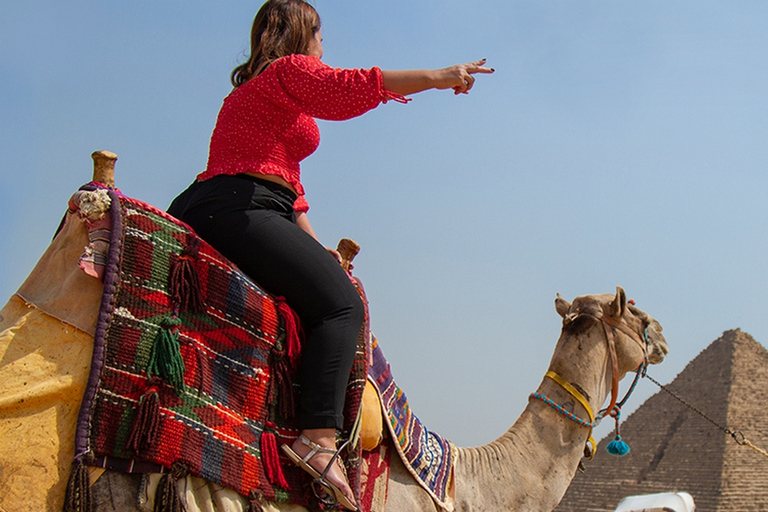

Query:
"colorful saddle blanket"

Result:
[[369, 337, 455, 510], [68, 185, 369, 509]]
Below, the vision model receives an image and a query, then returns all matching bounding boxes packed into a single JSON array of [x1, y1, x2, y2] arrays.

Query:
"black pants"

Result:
[[168, 174, 364, 429]]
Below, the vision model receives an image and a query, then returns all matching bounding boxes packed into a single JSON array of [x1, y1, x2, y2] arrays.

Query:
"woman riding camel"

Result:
[[167, 0, 493, 509]]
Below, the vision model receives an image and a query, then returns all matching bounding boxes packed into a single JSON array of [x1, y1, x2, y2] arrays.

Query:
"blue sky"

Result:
[[2, 1, 768, 446]]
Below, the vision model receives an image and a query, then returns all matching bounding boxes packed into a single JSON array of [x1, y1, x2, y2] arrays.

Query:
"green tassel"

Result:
[[148, 317, 185, 389]]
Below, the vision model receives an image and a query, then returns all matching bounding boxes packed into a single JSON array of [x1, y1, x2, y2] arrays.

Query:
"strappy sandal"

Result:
[[281, 435, 358, 511]]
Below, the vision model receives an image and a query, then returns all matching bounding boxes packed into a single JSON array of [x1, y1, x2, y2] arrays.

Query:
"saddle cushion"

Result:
[[360, 379, 384, 451]]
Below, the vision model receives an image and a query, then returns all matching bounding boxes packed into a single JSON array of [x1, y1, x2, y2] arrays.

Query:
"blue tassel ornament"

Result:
[[605, 405, 631, 456], [606, 435, 630, 456]]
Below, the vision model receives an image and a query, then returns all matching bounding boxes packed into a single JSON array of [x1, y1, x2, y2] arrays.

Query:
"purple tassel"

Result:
[[126, 383, 161, 455], [153, 463, 187, 512], [169, 253, 204, 313], [64, 459, 92, 512]]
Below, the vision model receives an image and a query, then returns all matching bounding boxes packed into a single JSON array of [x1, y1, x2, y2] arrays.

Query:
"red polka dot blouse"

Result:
[[198, 54, 406, 213]]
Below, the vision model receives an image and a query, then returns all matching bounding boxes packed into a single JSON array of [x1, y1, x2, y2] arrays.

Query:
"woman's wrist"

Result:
[[381, 60, 493, 96], [381, 69, 438, 96]]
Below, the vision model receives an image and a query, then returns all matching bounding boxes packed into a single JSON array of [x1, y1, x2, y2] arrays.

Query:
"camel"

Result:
[[0, 151, 669, 512]]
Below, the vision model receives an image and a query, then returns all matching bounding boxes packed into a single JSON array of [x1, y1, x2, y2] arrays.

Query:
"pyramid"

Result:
[[555, 329, 768, 512]]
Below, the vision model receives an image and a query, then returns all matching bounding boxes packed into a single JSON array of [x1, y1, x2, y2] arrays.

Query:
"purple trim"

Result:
[[73, 186, 124, 461]]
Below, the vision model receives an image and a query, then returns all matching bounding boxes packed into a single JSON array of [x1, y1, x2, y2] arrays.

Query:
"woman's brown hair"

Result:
[[231, 0, 320, 87]]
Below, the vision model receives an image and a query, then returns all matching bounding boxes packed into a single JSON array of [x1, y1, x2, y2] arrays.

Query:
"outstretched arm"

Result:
[[381, 58, 494, 96]]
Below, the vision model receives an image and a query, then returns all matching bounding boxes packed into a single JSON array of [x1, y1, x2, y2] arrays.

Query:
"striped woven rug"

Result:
[[368, 336, 454, 509]]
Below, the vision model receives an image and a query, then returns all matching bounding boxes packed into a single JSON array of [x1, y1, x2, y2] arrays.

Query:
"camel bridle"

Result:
[[529, 312, 649, 459]]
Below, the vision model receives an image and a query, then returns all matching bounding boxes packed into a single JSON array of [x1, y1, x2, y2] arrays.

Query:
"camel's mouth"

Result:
[[645, 320, 668, 365]]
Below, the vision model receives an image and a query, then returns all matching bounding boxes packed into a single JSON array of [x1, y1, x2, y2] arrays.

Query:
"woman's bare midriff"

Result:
[[244, 171, 298, 195]]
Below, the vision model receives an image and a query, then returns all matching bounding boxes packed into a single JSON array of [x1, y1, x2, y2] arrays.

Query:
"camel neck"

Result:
[[452, 341, 611, 511]]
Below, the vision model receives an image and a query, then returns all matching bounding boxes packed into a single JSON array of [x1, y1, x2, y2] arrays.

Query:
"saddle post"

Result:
[[336, 238, 360, 273], [91, 150, 117, 189]]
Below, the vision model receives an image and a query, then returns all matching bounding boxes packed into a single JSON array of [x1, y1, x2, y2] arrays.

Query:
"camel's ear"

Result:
[[555, 293, 571, 319], [607, 286, 627, 319]]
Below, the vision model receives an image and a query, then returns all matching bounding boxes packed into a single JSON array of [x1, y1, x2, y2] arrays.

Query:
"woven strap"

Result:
[[544, 370, 598, 460], [544, 371, 595, 424]]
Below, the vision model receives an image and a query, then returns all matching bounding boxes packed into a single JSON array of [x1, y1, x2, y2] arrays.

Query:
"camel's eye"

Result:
[[563, 314, 596, 333]]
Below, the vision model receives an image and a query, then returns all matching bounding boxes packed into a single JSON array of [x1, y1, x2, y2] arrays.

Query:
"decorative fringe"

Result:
[[269, 352, 295, 419], [148, 316, 185, 389], [606, 436, 631, 456], [275, 297, 303, 370], [248, 490, 265, 512], [154, 463, 187, 512], [126, 382, 161, 455], [64, 459, 92, 512], [169, 252, 204, 313], [260, 424, 290, 489]]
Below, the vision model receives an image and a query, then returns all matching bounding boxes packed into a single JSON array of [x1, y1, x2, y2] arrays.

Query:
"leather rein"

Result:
[[529, 313, 649, 458], [600, 314, 648, 414]]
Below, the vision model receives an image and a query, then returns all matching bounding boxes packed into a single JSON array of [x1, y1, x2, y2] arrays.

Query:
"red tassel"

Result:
[[269, 353, 295, 419], [169, 253, 205, 313], [275, 297, 303, 369], [126, 384, 161, 455], [261, 427, 290, 489], [64, 459, 92, 512]]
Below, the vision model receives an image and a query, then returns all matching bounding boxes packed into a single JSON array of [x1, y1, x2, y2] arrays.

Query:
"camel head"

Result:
[[552, 287, 668, 394]]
